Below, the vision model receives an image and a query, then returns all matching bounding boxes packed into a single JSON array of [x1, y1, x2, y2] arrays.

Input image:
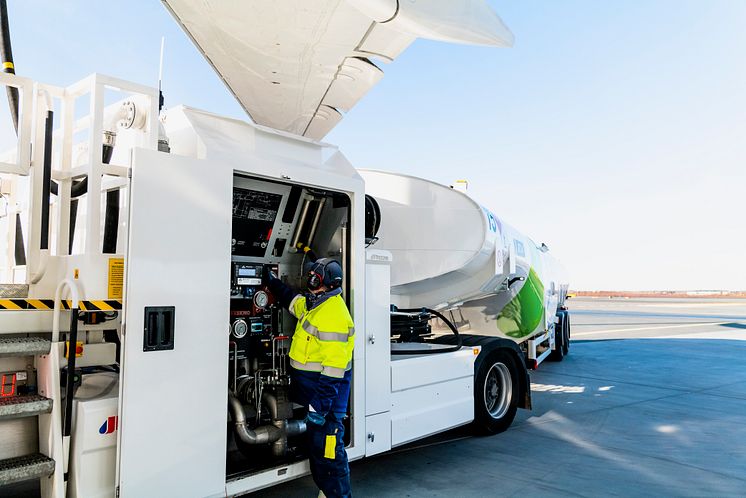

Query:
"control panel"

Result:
[[229, 262, 279, 364]]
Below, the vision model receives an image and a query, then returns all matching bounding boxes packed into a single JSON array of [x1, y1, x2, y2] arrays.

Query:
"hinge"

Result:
[[115, 485, 120, 498]]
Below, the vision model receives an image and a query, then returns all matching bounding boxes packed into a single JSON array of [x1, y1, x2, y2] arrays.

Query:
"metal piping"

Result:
[[229, 392, 306, 450], [228, 393, 283, 445], [290, 198, 311, 250], [307, 198, 326, 247]]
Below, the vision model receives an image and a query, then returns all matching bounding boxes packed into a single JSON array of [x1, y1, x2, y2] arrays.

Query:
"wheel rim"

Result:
[[484, 362, 512, 419]]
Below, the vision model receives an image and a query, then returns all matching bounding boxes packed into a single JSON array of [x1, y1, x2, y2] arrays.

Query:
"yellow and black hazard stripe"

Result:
[[0, 299, 122, 311]]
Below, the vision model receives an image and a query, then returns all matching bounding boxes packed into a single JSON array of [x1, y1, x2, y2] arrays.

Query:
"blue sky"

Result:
[[3, 1, 745, 290]]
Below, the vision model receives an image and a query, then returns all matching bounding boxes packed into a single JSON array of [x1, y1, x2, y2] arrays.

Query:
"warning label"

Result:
[[108, 258, 124, 299]]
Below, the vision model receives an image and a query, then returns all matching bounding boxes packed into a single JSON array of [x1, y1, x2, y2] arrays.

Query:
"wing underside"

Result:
[[162, 0, 513, 140]]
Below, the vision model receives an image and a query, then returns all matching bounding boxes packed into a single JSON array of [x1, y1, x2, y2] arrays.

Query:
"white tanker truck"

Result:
[[0, 1, 569, 496]]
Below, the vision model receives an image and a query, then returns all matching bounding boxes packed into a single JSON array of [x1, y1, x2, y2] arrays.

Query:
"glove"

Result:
[[261, 266, 276, 285], [305, 405, 326, 426]]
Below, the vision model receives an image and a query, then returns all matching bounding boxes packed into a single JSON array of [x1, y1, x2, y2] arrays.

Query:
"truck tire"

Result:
[[473, 349, 519, 435], [548, 312, 565, 362]]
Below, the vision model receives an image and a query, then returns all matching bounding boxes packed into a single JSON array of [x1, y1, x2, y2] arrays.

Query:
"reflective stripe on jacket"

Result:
[[288, 294, 354, 378]]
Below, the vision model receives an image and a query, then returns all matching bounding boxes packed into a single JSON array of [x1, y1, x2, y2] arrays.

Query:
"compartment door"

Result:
[[117, 148, 232, 497]]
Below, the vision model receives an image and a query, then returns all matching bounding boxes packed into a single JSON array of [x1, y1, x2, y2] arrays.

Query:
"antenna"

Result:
[[158, 36, 165, 112]]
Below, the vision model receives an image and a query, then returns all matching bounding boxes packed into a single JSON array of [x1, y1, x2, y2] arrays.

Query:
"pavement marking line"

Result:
[[573, 321, 728, 337]]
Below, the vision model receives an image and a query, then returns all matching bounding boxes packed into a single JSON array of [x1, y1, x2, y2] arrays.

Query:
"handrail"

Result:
[[51, 278, 80, 343]]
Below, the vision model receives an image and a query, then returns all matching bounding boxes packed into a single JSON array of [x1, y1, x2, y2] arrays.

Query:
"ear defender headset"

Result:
[[306, 258, 343, 291]]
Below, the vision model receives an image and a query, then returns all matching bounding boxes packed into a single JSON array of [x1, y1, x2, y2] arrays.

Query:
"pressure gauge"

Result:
[[254, 290, 269, 309], [232, 319, 248, 339]]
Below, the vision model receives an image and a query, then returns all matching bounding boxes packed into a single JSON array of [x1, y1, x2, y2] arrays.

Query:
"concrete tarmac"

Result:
[[254, 297, 746, 497]]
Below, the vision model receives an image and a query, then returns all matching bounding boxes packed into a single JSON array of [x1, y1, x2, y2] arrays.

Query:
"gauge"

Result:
[[232, 319, 248, 339], [254, 290, 269, 309]]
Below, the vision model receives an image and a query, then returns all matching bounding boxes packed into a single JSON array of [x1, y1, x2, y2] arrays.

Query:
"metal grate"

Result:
[[0, 284, 29, 298], [0, 453, 55, 485], [0, 394, 53, 420], [0, 337, 51, 357]]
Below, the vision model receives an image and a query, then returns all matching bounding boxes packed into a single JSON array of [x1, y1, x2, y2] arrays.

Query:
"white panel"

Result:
[[390, 348, 475, 446], [118, 149, 232, 497], [391, 377, 473, 447], [365, 250, 391, 415], [391, 347, 475, 392], [69, 374, 119, 498], [365, 412, 391, 456]]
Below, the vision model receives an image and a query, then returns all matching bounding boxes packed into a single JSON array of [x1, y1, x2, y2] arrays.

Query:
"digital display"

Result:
[[0, 373, 16, 397], [238, 268, 257, 277]]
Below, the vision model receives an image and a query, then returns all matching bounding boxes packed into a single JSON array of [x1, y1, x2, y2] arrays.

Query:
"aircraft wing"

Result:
[[162, 0, 513, 140]]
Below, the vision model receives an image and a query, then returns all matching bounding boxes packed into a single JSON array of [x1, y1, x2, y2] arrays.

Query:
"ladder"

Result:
[[0, 336, 56, 489]]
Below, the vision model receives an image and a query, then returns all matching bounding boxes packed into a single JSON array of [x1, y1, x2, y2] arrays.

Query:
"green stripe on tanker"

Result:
[[496, 268, 545, 339]]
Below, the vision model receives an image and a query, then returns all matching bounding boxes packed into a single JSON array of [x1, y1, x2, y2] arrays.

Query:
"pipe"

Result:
[[289, 198, 311, 250], [286, 419, 306, 437], [271, 420, 287, 457], [307, 197, 326, 247], [0, 0, 18, 133], [228, 393, 283, 445]]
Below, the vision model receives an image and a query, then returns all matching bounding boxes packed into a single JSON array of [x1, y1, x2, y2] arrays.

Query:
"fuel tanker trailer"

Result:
[[362, 169, 571, 429]]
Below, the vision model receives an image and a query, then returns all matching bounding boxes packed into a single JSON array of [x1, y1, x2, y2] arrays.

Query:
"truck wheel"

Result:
[[473, 350, 519, 435], [548, 312, 565, 362]]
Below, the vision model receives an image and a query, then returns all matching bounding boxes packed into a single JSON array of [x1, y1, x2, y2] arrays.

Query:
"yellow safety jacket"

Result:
[[288, 293, 355, 378]]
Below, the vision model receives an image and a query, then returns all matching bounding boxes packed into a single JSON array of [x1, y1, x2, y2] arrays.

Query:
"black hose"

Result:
[[0, 0, 18, 133], [390, 307, 463, 355], [101, 144, 119, 253], [13, 212, 24, 265], [102, 189, 119, 253], [63, 307, 79, 438], [40, 111, 53, 250]]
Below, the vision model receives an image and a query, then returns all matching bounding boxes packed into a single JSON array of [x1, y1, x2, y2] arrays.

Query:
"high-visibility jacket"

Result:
[[288, 293, 355, 379]]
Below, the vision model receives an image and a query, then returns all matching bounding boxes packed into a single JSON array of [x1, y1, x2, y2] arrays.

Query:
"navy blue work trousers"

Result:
[[291, 367, 352, 497], [307, 415, 351, 498]]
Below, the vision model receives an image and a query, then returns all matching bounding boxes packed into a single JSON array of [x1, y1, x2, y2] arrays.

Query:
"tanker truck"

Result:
[[0, 1, 569, 496]]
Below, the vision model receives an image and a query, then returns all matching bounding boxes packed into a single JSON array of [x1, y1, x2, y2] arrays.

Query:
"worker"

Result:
[[264, 256, 354, 498]]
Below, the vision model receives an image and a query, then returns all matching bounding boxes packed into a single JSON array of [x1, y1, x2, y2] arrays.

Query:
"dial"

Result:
[[254, 290, 269, 309], [232, 319, 248, 339]]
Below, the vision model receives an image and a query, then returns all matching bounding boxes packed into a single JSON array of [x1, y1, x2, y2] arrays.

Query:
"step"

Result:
[[0, 337, 51, 357], [0, 394, 53, 421], [0, 284, 28, 299], [0, 453, 55, 486]]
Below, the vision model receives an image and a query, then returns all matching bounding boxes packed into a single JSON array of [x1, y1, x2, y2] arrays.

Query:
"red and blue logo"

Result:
[[99, 416, 118, 435]]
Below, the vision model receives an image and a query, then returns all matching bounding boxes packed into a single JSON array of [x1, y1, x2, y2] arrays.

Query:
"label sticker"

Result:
[[324, 434, 336, 459], [108, 258, 124, 299]]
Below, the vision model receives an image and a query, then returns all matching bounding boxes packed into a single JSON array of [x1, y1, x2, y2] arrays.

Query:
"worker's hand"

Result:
[[262, 265, 277, 285], [305, 405, 326, 426]]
